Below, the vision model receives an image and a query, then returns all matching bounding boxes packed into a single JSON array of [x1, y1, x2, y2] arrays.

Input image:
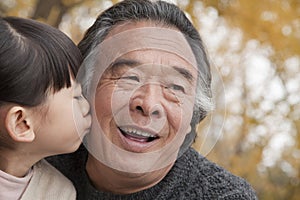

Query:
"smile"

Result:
[[118, 126, 159, 143]]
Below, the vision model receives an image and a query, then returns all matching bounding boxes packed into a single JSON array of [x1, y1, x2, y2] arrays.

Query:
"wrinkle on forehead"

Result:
[[107, 50, 197, 82], [106, 20, 178, 39], [97, 27, 197, 69]]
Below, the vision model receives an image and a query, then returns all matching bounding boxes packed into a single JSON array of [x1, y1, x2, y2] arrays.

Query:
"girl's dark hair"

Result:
[[0, 17, 82, 107]]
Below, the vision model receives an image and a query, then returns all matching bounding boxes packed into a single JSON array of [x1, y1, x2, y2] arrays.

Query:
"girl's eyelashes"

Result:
[[73, 83, 85, 100], [74, 94, 84, 100]]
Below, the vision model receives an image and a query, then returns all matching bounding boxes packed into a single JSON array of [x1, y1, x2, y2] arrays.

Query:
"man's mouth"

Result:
[[118, 126, 159, 143]]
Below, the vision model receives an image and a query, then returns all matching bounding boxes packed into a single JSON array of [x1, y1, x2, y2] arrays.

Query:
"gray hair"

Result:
[[78, 0, 213, 151]]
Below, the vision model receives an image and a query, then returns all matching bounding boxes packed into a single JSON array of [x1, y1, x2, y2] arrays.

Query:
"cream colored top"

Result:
[[21, 159, 76, 200]]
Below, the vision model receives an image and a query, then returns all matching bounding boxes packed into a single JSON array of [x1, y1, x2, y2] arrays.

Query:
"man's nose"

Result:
[[129, 83, 165, 119]]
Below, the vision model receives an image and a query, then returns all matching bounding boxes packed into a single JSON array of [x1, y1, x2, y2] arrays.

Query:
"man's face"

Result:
[[83, 22, 199, 172], [95, 49, 197, 153]]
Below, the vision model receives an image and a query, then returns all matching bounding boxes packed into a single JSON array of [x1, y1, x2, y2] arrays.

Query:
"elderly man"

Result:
[[48, 0, 257, 199]]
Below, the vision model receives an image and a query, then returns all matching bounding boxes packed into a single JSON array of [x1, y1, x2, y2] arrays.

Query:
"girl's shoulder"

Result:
[[21, 159, 76, 200]]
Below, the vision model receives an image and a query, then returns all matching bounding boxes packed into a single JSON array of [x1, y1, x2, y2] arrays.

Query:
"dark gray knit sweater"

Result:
[[47, 145, 257, 200]]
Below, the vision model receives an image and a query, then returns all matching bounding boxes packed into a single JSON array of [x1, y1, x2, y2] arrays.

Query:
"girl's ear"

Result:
[[5, 106, 35, 142]]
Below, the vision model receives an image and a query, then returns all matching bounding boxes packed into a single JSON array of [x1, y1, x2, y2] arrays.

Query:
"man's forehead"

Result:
[[119, 49, 192, 64], [88, 25, 199, 90], [106, 21, 175, 38], [97, 25, 198, 69]]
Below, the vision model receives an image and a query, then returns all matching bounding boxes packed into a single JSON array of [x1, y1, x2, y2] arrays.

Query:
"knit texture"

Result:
[[48, 145, 257, 200]]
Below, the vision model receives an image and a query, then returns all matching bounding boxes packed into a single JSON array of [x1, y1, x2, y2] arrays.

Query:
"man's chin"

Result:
[[85, 124, 181, 173]]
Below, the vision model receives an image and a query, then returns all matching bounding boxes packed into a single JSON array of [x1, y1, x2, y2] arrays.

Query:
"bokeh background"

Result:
[[1, 0, 299, 199]]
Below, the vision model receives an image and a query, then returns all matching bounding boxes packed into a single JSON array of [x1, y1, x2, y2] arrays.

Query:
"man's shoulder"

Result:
[[171, 148, 258, 199]]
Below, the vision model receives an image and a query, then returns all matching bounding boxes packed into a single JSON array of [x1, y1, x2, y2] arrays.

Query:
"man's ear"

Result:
[[186, 125, 191, 135], [5, 106, 35, 142]]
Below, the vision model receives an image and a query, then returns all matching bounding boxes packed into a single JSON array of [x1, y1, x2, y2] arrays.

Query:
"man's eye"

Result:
[[170, 84, 185, 93], [120, 76, 139, 82]]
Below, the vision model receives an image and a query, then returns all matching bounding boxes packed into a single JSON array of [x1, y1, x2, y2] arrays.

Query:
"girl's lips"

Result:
[[117, 127, 160, 153]]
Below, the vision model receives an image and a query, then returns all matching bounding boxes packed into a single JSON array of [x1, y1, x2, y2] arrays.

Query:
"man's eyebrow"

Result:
[[110, 58, 141, 69], [108, 59, 195, 82], [172, 66, 195, 82]]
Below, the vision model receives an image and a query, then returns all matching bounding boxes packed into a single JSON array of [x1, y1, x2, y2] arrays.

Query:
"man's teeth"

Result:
[[121, 127, 157, 138]]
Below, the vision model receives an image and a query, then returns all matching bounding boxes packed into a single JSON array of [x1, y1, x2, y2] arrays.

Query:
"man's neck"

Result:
[[85, 153, 174, 194]]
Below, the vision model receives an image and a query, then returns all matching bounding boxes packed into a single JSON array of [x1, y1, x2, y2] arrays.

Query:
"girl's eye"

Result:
[[120, 76, 139, 82], [74, 94, 83, 100]]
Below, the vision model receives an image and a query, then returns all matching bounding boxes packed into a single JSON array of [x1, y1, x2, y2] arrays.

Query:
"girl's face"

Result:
[[31, 79, 91, 156]]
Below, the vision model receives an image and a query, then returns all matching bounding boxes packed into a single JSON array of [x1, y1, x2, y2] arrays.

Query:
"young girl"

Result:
[[0, 17, 91, 199]]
